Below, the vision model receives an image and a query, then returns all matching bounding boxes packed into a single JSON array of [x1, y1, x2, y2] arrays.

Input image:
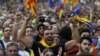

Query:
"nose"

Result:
[[27, 31, 32, 35], [28, 32, 31, 34], [48, 33, 53, 37], [85, 45, 90, 49]]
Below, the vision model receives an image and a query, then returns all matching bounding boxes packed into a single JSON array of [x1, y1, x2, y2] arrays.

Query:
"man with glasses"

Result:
[[0, 27, 12, 49]]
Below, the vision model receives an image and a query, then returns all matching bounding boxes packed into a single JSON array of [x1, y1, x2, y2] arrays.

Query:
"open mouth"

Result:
[[47, 38, 53, 43]]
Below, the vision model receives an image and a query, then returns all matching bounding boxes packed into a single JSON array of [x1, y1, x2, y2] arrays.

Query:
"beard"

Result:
[[80, 47, 89, 54], [78, 46, 92, 56]]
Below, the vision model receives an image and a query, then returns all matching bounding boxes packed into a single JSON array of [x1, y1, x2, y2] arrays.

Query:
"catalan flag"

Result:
[[62, 0, 68, 5], [58, 0, 63, 19], [59, 9, 64, 19], [72, 0, 79, 6], [25, 0, 37, 16], [48, 0, 54, 8], [75, 16, 94, 32]]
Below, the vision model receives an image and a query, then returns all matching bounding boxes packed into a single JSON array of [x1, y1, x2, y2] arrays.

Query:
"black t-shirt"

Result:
[[70, 53, 77, 56], [33, 35, 42, 42], [31, 41, 65, 56]]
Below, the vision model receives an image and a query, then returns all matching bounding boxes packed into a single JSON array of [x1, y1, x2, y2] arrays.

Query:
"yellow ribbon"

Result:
[[40, 39, 56, 48], [30, 49, 35, 56]]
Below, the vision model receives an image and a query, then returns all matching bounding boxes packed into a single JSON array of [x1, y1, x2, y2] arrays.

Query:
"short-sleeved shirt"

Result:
[[31, 41, 65, 56]]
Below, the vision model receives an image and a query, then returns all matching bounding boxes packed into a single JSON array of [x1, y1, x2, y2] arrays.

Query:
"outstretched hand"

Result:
[[24, 13, 32, 21], [14, 12, 22, 23], [38, 48, 43, 56], [57, 47, 62, 56]]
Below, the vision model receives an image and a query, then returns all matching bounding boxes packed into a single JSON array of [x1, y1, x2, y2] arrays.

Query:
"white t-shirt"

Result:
[[19, 50, 30, 56], [0, 36, 12, 48], [2, 39, 11, 48]]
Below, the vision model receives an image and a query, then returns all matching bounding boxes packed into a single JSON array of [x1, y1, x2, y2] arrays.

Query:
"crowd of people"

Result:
[[0, 0, 100, 56]]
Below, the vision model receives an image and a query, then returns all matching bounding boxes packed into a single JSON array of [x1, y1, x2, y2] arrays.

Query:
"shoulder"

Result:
[[32, 41, 45, 49]]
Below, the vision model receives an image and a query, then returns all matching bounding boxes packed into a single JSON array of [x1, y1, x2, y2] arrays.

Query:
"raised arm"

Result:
[[18, 14, 35, 48], [18, 14, 31, 39], [65, 23, 80, 50], [12, 14, 20, 42], [71, 25, 80, 41]]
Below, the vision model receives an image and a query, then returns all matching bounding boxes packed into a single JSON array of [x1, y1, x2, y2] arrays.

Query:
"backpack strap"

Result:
[[0, 40, 5, 49]]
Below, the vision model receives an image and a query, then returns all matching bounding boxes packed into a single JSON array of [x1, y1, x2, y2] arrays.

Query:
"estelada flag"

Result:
[[25, 0, 37, 16]]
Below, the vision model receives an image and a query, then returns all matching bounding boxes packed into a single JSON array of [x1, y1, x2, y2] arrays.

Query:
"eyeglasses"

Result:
[[4, 30, 11, 32]]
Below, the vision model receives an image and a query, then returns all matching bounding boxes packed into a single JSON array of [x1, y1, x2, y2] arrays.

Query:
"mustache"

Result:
[[48, 36, 53, 38]]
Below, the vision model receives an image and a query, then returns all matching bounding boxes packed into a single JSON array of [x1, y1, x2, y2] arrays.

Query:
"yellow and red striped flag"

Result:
[[25, 0, 37, 16], [59, 9, 63, 19], [72, 0, 79, 6], [62, 0, 68, 5], [74, 16, 94, 32]]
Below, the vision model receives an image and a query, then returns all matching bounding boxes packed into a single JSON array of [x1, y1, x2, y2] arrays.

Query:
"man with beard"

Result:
[[71, 36, 93, 56], [18, 15, 78, 56]]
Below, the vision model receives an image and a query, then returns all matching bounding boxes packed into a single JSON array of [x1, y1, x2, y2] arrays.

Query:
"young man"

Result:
[[71, 36, 93, 56], [0, 27, 12, 49]]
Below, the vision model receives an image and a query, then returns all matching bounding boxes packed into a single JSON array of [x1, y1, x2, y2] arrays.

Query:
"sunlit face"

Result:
[[39, 26, 45, 35], [3, 27, 11, 38], [52, 26, 58, 34], [53, 33, 60, 44], [79, 39, 91, 53], [25, 28, 33, 37], [44, 51, 53, 56], [6, 46, 18, 56], [44, 30, 54, 45]]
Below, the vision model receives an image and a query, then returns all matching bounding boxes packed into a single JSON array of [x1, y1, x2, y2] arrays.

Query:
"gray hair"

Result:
[[6, 42, 19, 51]]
